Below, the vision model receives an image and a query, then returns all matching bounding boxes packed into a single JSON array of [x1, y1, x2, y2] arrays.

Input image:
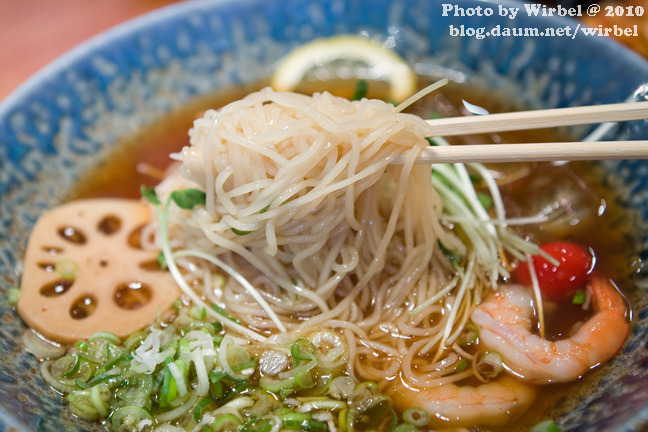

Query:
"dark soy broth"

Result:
[[69, 81, 639, 431]]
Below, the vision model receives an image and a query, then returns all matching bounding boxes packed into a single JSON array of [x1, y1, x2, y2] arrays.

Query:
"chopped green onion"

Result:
[[213, 334, 224, 346], [391, 423, 419, 432], [55, 259, 79, 279], [193, 396, 215, 422], [572, 289, 586, 305], [191, 306, 206, 320], [339, 408, 348, 432], [211, 414, 242, 431], [361, 398, 397, 431], [351, 80, 369, 101], [56, 355, 81, 378], [93, 354, 132, 377], [62, 356, 83, 378], [309, 331, 345, 368], [459, 322, 479, 346], [77, 373, 123, 389], [240, 417, 272, 432], [454, 358, 468, 373], [7, 287, 19, 306], [170, 188, 206, 210], [231, 359, 256, 372], [159, 359, 178, 407], [122, 331, 146, 351], [280, 412, 311, 422], [294, 370, 315, 388], [329, 376, 356, 399], [281, 412, 327, 432], [209, 370, 227, 384], [403, 407, 430, 427], [291, 339, 316, 363], [77, 354, 101, 365], [530, 420, 564, 432], [209, 370, 249, 402], [477, 351, 504, 379], [288, 419, 327, 432], [67, 388, 104, 421], [75, 341, 89, 351], [87, 332, 121, 345], [110, 406, 152, 431], [209, 371, 227, 399]]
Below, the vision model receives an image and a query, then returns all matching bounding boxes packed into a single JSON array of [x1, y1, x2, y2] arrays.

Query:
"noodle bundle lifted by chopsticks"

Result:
[[158, 88, 464, 336]]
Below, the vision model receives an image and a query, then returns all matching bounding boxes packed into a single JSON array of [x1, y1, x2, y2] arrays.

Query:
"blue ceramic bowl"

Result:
[[1, 0, 648, 430]]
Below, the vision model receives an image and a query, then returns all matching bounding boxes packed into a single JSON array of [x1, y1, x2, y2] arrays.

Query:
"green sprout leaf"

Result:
[[231, 228, 252, 236], [170, 189, 206, 210], [140, 185, 161, 206]]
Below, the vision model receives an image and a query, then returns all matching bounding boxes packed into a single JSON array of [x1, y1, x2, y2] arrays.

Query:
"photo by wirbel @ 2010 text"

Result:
[[441, 2, 642, 40]]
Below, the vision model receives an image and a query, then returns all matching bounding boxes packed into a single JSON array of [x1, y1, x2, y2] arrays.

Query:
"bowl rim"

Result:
[[3, 0, 648, 117]]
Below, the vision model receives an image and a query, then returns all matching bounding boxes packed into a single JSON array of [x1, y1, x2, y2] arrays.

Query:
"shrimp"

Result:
[[386, 375, 536, 427], [471, 276, 631, 384]]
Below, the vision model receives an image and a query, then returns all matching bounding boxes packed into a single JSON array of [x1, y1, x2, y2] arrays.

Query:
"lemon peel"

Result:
[[271, 35, 417, 103]]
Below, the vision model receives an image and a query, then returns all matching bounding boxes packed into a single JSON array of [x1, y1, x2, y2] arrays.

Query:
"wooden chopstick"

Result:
[[425, 101, 648, 137], [391, 141, 648, 165]]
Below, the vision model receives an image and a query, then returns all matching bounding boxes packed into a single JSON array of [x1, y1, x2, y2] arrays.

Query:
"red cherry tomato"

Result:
[[514, 241, 592, 301]]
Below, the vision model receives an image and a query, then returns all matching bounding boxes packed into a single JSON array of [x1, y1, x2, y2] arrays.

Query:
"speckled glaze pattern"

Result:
[[1, 0, 647, 430]]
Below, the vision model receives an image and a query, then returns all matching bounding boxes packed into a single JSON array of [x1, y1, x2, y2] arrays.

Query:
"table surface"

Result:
[[1, 0, 647, 103], [0, 0, 181, 102]]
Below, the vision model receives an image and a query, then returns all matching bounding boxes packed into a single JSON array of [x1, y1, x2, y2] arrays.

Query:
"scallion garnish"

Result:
[[459, 322, 479, 346], [530, 420, 564, 432], [351, 79, 369, 101], [193, 396, 215, 422], [572, 289, 585, 305], [455, 358, 468, 373]]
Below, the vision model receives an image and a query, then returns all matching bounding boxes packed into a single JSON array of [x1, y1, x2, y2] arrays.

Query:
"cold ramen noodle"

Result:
[[15, 62, 633, 431]]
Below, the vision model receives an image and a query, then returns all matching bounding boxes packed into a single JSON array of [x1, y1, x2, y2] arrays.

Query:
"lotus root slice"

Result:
[[18, 199, 180, 342]]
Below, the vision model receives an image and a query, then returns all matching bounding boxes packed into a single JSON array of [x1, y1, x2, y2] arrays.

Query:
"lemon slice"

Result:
[[271, 35, 417, 103]]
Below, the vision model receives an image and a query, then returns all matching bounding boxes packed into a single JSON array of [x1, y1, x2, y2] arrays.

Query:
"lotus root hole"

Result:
[[38, 262, 56, 272], [41, 246, 63, 255], [97, 215, 122, 235], [57, 226, 86, 244], [69, 295, 97, 320], [139, 258, 163, 271], [40, 279, 74, 297], [127, 225, 146, 249], [114, 282, 152, 310]]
